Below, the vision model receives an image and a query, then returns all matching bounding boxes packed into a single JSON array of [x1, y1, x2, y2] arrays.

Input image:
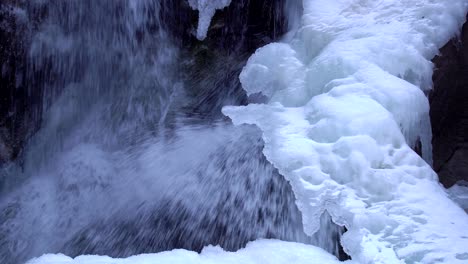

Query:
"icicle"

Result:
[[187, 0, 232, 40]]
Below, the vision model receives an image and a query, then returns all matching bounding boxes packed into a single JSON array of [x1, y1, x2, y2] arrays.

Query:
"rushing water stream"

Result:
[[0, 1, 343, 263]]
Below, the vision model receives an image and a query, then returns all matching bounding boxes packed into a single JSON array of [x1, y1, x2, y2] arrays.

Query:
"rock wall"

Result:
[[0, 3, 33, 164], [430, 15, 468, 188]]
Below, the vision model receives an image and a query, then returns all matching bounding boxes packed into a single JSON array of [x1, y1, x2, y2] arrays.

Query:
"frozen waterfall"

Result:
[[225, 0, 468, 263], [1, 0, 468, 264]]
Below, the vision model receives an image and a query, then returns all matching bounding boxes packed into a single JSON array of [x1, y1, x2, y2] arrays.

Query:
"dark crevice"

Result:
[[430, 14, 468, 188]]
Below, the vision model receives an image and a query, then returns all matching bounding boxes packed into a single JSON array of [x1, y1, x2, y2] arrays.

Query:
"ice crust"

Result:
[[223, 0, 468, 263], [27, 240, 351, 264], [188, 0, 232, 40]]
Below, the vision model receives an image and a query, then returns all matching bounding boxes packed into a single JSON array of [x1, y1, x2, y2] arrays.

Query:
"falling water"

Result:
[[0, 1, 343, 263]]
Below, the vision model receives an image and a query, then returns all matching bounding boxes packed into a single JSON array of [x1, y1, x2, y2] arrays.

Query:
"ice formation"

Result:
[[223, 0, 468, 263], [27, 240, 352, 264], [188, 0, 232, 40], [21, 1, 468, 263]]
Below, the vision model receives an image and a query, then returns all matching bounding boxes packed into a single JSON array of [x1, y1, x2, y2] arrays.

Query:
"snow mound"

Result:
[[27, 240, 352, 264], [188, 0, 232, 40], [223, 0, 468, 263]]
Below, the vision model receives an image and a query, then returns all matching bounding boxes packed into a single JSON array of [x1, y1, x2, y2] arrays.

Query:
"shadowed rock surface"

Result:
[[0, 3, 35, 165], [430, 16, 468, 188]]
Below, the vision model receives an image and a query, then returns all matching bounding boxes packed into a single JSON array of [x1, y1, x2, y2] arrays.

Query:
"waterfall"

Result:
[[0, 1, 342, 263]]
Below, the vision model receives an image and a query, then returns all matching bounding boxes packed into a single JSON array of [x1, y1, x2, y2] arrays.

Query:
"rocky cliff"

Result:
[[430, 15, 468, 188]]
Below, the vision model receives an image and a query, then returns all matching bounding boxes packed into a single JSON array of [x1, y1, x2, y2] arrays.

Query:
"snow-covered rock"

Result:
[[27, 240, 353, 264]]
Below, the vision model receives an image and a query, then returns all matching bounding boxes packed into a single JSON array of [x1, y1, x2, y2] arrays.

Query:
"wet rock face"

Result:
[[0, 1, 49, 168], [177, 0, 289, 120], [201, 0, 287, 54], [165, 0, 288, 52], [430, 17, 468, 188], [0, 3, 29, 164]]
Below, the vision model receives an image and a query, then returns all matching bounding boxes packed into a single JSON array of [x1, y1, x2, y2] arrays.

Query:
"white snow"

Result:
[[27, 240, 353, 264], [188, 0, 232, 40], [223, 0, 468, 263]]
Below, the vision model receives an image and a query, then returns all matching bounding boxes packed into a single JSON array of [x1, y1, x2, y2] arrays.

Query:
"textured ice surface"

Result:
[[27, 240, 352, 264], [223, 0, 468, 263], [188, 0, 232, 40]]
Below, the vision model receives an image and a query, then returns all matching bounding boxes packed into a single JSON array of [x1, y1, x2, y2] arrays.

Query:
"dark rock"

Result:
[[430, 15, 468, 188], [203, 0, 288, 54], [0, 3, 27, 164], [179, 0, 292, 120], [0, 2, 44, 167]]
